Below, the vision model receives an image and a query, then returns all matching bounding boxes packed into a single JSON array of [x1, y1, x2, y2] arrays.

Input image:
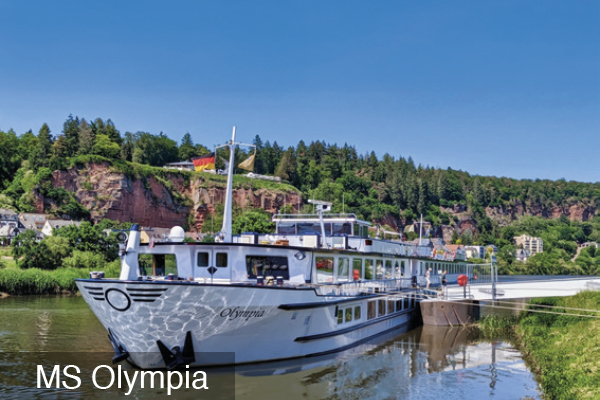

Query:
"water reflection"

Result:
[[0, 296, 540, 399], [235, 325, 539, 400]]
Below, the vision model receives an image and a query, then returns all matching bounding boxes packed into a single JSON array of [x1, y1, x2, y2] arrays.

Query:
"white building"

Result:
[[42, 220, 82, 237], [19, 213, 51, 230], [465, 245, 485, 259], [514, 234, 543, 255]]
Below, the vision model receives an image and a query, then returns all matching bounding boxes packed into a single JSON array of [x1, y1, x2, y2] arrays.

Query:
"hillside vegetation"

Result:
[[1, 115, 600, 274]]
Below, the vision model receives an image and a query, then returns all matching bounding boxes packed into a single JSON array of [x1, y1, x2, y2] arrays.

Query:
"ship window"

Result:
[[387, 299, 395, 314], [216, 253, 228, 267], [361, 226, 369, 237], [246, 256, 289, 279], [316, 256, 334, 283], [337, 257, 350, 282], [352, 258, 363, 280], [353, 224, 360, 237], [396, 299, 403, 311], [345, 308, 352, 322], [365, 259, 374, 280], [404, 298, 409, 309], [337, 308, 343, 324], [394, 260, 401, 277], [197, 252, 209, 267], [376, 260, 384, 279], [332, 223, 351, 235], [367, 301, 376, 320], [378, 299, 385, 317], [277, 223, 296, 235], [138, 254, 178, 277], [385, 260, 392, 279], [354, 306, 361, 320], [298, 223, 324, 235]]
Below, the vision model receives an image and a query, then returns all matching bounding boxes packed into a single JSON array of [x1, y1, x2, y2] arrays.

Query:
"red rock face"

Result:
[[483, 200, 596, 224], [41, 163, 302, 229]]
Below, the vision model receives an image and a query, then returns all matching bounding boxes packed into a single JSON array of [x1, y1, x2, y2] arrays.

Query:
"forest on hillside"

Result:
[[1, 115, 600, 274]]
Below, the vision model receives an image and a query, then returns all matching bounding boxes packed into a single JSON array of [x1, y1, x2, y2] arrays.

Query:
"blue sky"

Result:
[[1, 1, 598, 182]]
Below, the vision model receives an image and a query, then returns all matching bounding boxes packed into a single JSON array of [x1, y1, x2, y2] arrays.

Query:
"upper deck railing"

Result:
[[273, 213, 370, 225]]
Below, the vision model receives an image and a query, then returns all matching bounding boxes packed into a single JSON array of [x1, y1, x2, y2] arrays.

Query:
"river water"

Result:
[[0, 295, 540, 399]]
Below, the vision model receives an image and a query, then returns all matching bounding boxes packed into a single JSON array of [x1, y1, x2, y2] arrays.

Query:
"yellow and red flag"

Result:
[[192, 153, 215, 172]]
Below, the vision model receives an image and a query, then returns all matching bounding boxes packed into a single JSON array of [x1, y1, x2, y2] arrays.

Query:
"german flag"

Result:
[[192, 153, 215, 172]]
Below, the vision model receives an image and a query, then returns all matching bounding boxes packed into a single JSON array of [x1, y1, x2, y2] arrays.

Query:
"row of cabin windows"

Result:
[[246, 256, 289, 280], [316, 256, 407, 284], [337, 306, 361, 324], [276, 222, 369, 238], [198, 253, 292, 281], [424, 262, 466, 275], [366, 297, 414, 320]]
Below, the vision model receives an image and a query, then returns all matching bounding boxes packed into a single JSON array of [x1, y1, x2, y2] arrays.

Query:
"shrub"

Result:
[[62, 251, 107, 270]]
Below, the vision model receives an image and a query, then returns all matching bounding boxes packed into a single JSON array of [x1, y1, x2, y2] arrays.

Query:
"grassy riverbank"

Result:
[[476, 292, 600, 400], [0, 262, 120, 295]]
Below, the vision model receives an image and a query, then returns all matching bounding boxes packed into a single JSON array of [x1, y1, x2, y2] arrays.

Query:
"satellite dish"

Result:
[[169, 226, 185, 242]]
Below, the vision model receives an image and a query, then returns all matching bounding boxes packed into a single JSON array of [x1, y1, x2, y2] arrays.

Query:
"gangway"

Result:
[[439, 256, 600, 301], [445, 276, 600, 301]]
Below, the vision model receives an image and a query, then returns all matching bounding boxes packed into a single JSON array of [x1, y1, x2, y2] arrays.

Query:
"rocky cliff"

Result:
[[381, 201, 597, 242], [35, 162, 302, 229], [34, 162, 596, 237]]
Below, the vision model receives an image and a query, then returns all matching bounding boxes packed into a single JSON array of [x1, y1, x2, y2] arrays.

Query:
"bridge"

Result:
[[420, 258, 600, 326], [445, 276, 600, 301], [438, 256, 600, 301]]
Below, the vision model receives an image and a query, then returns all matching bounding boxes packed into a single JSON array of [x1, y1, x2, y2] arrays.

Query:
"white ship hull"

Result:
[[76, 279, 417, 368]]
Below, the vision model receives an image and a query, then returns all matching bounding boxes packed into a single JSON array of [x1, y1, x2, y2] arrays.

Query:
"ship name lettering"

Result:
[[219, 308, 265, 321]]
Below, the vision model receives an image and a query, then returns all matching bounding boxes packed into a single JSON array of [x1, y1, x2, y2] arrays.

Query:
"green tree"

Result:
[[63, 115, 80, 156], [498, 244, 516, 266], [232, 210, 275, 234], [29, 123, 53, 168], [55, 222, 118, 261], [11, 230, 55, 269], [41, 236, 73, 269], [92, 134, 121, 158], [178, 133, 196, 161], [0, 129, 20, 190], [78, 119, 94, 155]]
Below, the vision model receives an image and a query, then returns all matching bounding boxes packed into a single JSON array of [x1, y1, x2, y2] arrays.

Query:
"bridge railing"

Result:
[[467, 263, 495, 285]]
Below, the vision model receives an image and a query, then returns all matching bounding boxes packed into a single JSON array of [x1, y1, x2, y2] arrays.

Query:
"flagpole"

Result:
[[419, 214, 423, 246], [220, 127, 236, 243], [215, 128, 256, 243]]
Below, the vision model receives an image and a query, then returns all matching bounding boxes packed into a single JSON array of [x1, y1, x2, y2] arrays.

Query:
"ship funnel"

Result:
[[120, 224, 141, 280]]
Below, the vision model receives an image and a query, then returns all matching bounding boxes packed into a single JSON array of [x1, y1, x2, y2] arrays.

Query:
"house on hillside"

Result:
[[164, 161, 195, 171], [42, 220, 82, 237], [19, 213, 51, 230], [140, 227, 173, 244], [515, 248, 531, 262], [465, 245, 485, 259], [0, 225, 27, 245], [185, 231, 204, 242], [514, 234, 543, 255], [0, 208, 20, 229], [445, 244, 466, 261]]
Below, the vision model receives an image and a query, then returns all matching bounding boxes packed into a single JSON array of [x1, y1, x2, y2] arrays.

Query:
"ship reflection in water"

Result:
[[235, 324, 540, 400], [0, 297, 539, 399]]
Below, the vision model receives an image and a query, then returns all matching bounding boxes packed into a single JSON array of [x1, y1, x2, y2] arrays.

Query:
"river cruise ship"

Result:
[[75, 128, 471, 369]]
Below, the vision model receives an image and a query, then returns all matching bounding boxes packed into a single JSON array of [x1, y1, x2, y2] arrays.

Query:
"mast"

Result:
[[419, 213, 423, 245], [220, 127, 236, 243]]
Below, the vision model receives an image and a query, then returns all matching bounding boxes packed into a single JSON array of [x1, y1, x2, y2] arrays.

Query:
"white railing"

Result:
[[313, 278, 414, 296]]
